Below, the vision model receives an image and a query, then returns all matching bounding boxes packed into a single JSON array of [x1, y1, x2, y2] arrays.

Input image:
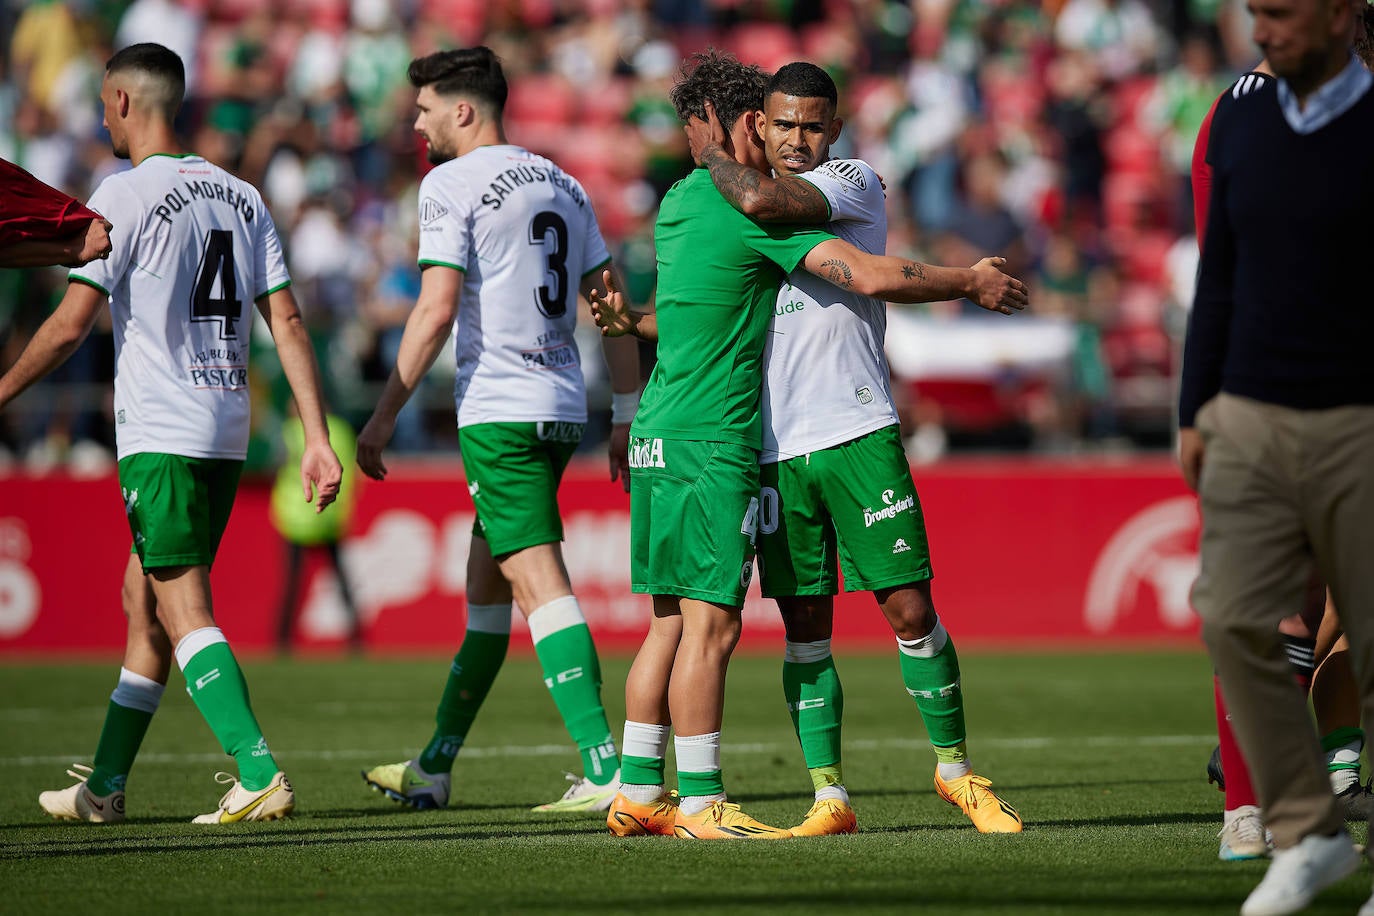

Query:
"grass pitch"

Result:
[[1, 650, 1368, 915]]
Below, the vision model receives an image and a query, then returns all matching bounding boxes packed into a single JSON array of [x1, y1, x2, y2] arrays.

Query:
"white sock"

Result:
[[938, 760, 972, 780], [466, 603, 513, 634], [174, 626, 227, 670], [676, 732, 724, 815], [111, 667, 165, 713], [815, 784, 849, 804]]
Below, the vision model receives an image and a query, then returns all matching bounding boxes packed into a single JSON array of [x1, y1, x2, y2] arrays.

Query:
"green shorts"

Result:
[[117, 453, 243, 571], [458, 421, 583, 557], [757, 425, 932, 596], [629, 436, 759, 608]]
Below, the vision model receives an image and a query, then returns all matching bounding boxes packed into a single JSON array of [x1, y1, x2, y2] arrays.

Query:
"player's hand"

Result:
[[356, 413, 395, 481], [588, 269, 633, 337], [67, 219, 113, 267], [608, 421, 631, 493], [968, 257, 1028, 315], [684, 99, 728, 165], [1178, 426, 1204, 492], [301, 440, 343, 513]]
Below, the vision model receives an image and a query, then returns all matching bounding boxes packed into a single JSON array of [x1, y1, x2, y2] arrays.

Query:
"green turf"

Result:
[[1, 650, 1367, 914]]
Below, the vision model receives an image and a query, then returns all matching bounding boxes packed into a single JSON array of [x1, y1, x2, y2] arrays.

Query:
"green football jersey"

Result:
[[631, 168, 835, 448]]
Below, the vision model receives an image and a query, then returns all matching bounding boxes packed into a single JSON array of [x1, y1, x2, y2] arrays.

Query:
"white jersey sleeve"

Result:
[[416, 168, 473, 273], [762, 158, 898, 463], [69, 175, 140, 296], [252, 202, 291, 299]]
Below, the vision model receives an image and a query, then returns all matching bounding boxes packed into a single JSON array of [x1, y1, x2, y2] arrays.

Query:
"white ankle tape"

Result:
[[784, 639, 832, 664], [527, 595, 585, 643], [466, 603, 512, 635], [897, 620, 948, 658], [174, 627, 227, 670], [111, 667, 165, 713]]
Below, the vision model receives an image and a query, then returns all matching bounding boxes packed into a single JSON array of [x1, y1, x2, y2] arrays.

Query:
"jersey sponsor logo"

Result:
[[821, 160, 867, 191], [892, 538, 911, 554], [774, 298, 806, 316], [628, 437, 666, 469], [420, 197, 449, 224], [536, 421, 583, 443], [189, 366, 248, 389], [520, 343, 577, 370], [863, 491, 915, 528], [856, 387, 874, 405]]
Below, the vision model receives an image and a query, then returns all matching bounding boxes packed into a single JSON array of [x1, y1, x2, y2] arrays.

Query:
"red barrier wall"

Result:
[[0, 458, 1202, 654]]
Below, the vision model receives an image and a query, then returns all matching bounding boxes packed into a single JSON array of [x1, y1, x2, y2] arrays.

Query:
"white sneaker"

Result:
[[1220, 806, 1270, 861], [1240, 829, 1360, 916], [38, 764, 125, 824], [191, 771, 294, 824], [531, 771, 619, 813]]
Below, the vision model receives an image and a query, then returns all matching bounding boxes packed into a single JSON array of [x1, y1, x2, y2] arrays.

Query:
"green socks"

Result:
[[176, 627, 278, 791], [530, 597, 619, 785], [86, 668, 164, 796], [897, 620, 969, 766], [783, 639, 844, 785], [420, 604, 512, 774], [620, 720, 670, 798]]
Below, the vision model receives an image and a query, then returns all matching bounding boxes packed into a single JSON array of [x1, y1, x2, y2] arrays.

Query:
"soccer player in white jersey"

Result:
[[357, 47, 642, 814], [0, 43, 343, 824], [685, 62, 1024, 835]]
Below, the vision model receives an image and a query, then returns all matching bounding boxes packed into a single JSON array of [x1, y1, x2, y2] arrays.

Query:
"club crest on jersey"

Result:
[[822, 160, 866, 191], [420, 197, 449, 224]]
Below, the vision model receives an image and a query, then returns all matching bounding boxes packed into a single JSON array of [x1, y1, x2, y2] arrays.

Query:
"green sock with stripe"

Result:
[[177, 627, 278, 791], [897, 620, 969, 771], [782, 640, 844, 786], [420, 604, 512, 774], [529, 596, 619, 785], [86, 668, 165, 796]]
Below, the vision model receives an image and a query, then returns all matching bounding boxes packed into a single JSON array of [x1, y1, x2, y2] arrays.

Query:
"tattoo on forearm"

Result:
[[704, 147, 826, 220], [901, 262, 927, 282], [821, 259, 854, 288]]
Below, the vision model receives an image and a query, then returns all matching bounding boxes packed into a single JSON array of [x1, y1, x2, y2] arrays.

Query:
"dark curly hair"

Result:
[[408, 47, 507, 116], [669, 50, 768, 131]]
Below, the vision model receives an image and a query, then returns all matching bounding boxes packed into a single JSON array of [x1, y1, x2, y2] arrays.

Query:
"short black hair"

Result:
[[766, 62, 837, 108], [105, 43, 185, 114], [669, 49, 768, 131], [408, 47, 507, 116]]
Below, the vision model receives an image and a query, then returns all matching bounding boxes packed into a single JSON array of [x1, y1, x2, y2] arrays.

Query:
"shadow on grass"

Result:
[[0, 821, 594, 860]]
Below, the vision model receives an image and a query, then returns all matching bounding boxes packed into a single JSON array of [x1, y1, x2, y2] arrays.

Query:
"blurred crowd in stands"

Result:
[[2, 0, 1266, 471]]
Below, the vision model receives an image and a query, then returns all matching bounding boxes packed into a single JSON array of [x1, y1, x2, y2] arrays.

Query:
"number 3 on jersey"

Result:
[[528, 211, 568, 319], [191, 229, 242, 340]]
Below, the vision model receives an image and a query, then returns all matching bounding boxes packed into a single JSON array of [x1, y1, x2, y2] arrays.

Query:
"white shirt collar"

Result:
[[1277, 54, 1373, 134]]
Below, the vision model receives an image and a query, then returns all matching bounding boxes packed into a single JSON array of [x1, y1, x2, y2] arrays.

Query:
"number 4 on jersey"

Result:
[[191, 229, 242, 340]]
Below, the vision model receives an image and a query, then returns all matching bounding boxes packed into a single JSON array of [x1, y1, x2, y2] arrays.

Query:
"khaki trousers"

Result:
[[1194, 393, 1374, 848]]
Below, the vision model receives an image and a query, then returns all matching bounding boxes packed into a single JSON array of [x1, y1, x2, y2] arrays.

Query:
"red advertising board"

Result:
[[0, 458, 1202, 654]]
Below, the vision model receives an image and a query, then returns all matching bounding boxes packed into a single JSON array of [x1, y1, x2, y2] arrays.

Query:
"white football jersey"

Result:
[[69, 154, 289, 461], [761, 158, 898, 463], [416, 145, 611, 426]]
